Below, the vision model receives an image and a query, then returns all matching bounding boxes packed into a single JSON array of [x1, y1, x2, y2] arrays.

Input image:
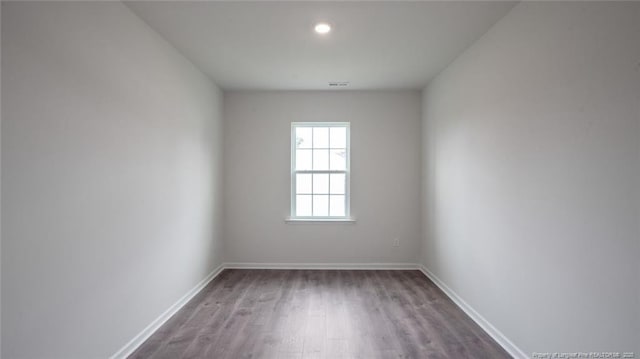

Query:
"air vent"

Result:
[[328, 81, 349, 87]]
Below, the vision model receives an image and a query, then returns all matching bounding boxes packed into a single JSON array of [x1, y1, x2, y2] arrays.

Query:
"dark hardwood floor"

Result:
[[129, 269, 511, 359]]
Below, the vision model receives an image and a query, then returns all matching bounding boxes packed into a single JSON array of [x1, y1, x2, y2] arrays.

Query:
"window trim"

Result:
[[289, 122, 353, 221]]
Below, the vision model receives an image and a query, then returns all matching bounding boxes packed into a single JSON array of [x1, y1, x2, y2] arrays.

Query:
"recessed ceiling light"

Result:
[[314, 23, 331, 35]]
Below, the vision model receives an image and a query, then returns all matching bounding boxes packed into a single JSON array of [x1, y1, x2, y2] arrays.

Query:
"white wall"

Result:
[[0, 3, 3, 357], [224, 91, 422, 265], [422, 1, 640, 356], [1, 2, 224, 358]]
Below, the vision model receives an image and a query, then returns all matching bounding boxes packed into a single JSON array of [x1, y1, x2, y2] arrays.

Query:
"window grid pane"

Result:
[[330, 195, 345, 216], [313, 127, 329, 148], [329, 173, 345, 194], [312, 174, 329, 194], [296, 173, 312, 194], [330, 127, 347, 148], [313, 149, 329, 170], [296, 195, 312, 216], [312, 195, 329, 216], [296, 149, 312, 171], [296, 127, 313, 148], [330, 149, 346, 171]]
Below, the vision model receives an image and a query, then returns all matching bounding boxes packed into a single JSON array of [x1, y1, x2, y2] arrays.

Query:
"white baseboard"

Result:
[[223, 262, 421, 270], [418, 265, 529, 359], [109, 264, 225, 359]]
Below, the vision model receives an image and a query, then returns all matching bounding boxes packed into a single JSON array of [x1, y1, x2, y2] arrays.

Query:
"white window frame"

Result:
[[288, 122, 354, 222]]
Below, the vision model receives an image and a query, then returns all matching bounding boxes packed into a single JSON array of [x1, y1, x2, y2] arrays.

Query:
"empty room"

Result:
[[1, 1, 638, 358]]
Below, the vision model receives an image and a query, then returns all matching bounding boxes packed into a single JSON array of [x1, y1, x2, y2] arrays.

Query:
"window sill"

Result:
[[285, 217, 356, 223]]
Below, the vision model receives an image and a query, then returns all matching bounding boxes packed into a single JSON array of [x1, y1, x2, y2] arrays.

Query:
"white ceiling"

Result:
[[126, 1, 516, 90]]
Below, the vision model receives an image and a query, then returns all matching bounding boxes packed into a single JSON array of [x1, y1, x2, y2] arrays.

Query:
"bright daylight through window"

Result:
[[291, 123, 350, 219]]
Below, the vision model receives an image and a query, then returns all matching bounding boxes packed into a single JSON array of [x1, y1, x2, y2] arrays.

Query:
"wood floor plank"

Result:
[[129, 269, 512, 359], [128, 269, 248, 359], [180, 270, 263, 359]]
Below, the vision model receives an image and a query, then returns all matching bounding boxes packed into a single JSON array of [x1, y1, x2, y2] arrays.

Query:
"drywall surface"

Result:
[[0, 3, 3, 357], [1, 2, 224, 358], [422, 1, 640, 356], [224, 91, 422, 264]]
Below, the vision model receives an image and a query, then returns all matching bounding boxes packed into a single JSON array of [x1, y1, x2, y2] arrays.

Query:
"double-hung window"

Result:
[[290, 122, 351, 220]]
